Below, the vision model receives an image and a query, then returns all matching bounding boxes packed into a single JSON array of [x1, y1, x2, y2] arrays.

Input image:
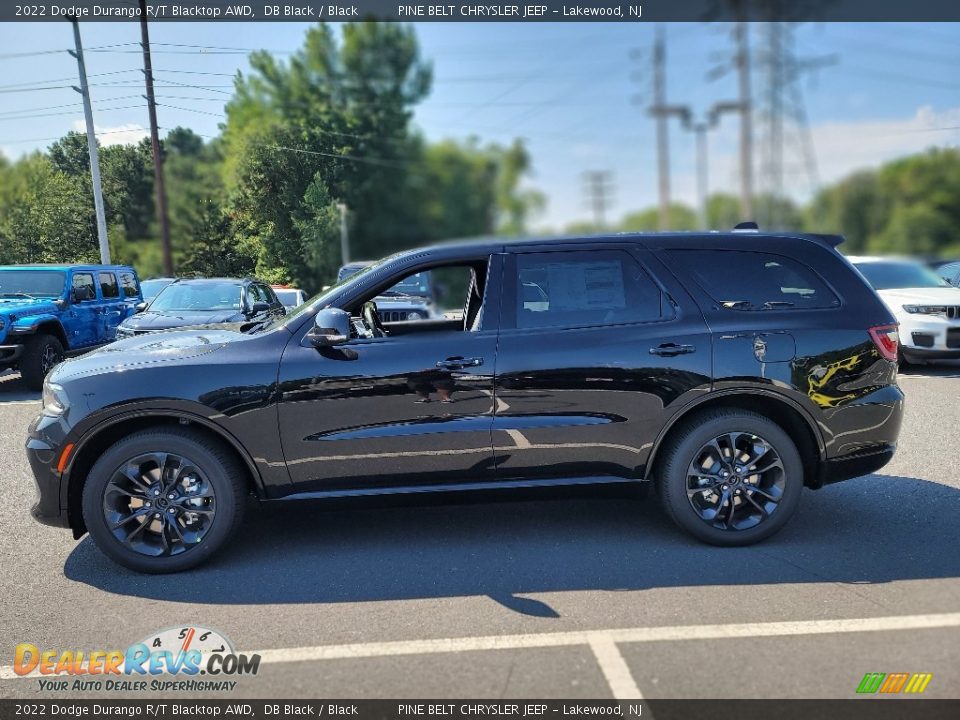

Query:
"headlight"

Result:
[[903, 305, 947, 315], [42, 380, 69, 416], [407, 311, 424, 320]]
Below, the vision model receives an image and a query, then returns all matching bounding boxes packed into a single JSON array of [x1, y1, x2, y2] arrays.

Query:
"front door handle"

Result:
[[436, 356, 484, 370], [650, 343, 696, 357]]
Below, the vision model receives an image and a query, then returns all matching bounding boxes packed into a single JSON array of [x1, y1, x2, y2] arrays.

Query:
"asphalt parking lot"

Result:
[[0, 364, 958, 700]]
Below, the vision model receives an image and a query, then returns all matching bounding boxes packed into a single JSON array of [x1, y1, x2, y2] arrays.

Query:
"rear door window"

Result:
[[670, 250, 840, 310]]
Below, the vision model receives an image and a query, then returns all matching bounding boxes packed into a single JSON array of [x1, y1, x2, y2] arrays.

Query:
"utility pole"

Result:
[[68, 16, 109, 264], [139, 0, 172, 276], [734, 20, 754, 220], [337, 203, 350, 265], [671, 102, 743, 230], [651, 25, 671, 230], [582, 171, 615, 229]]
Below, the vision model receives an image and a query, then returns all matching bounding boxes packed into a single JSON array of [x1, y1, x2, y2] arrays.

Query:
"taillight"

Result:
[[868, 324, 899, 362]]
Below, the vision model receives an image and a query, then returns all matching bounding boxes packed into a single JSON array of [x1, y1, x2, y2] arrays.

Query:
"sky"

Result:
[[0, 20, 958, 231]]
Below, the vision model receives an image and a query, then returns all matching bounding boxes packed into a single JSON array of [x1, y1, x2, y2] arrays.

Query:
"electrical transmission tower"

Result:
[[756, 13, 837, 227], [582, 171, 616, 229]]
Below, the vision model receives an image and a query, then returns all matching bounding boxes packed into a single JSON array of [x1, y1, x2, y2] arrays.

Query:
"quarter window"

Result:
[[119, 271, 139, 298], [514, 250, 666, 329], [72, 273, 96, 302], [672, 250, 839, 310], [99, 272, 120, 299]]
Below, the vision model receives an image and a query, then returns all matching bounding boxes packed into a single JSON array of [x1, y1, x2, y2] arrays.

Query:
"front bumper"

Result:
[[0, 343, 24, 365], [25, 414, 71, 529], [898, 314, 960, 356]]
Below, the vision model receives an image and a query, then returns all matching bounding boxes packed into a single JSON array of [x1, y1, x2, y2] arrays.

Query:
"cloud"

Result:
[[71, 120, 149, 147]]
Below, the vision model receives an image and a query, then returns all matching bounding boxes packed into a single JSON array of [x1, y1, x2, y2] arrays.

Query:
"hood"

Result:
[[49, 327, 245, 383], [121, 309, 243, 331], [876, 287, 960, 307], [0, 296, 60, 316]]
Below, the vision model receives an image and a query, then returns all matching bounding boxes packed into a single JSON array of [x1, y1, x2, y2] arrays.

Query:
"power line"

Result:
[[2, 127, 154, 146], [0, 104, 145, 123]]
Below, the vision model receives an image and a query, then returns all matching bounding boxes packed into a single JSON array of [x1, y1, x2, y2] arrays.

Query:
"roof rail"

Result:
[[733, 221, 759, 232]]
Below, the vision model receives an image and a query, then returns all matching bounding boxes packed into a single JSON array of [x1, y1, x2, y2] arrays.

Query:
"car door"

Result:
[[96, 271, 124, 341], [117, 270, 143, 321], [65, 272, 100, 349], [275, 256, 502, 494], [491, 244, 713, 482]]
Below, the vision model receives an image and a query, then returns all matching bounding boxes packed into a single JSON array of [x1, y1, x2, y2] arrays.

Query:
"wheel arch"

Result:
[[63, 410, 266, 538], [644, 389, 825, 488], [29, 320, 68, 347]]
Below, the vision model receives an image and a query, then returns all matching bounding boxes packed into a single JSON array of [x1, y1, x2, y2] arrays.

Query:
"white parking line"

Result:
[[588, 636, 643, 700], [4, 612, 959, 683], [0, 400, 39, 405]]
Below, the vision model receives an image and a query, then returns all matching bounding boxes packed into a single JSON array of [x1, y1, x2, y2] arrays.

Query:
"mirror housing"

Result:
[[135, 301, 148, 313], [309, 308, 350, 347], [249, 301, 270, 315]]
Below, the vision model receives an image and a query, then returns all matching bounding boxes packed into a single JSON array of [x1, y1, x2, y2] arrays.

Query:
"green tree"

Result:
[[619, 203, 698, 232]]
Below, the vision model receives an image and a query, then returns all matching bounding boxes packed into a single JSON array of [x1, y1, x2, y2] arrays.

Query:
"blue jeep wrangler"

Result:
[[0, 265, 143, 390]]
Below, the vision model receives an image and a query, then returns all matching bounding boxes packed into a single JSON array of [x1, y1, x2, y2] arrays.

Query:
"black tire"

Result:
[[19, 333, 64, 391], [81, 428, 247, 573], [656, 408, 803, 546]]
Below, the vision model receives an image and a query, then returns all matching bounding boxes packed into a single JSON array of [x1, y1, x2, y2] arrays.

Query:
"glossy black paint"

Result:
[[27, 232, 904, 537]]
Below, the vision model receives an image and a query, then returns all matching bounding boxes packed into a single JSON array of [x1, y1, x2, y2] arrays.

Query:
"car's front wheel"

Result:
[[81, 428, 247, 573], [20, 333, 64, 391], [656, 409, 803, 546]]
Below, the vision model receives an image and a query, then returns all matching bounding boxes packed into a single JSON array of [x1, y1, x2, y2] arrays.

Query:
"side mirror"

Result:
[[249, 301, 270, 315], [135, 301, 148, 313], [308, 308, 350, 347]]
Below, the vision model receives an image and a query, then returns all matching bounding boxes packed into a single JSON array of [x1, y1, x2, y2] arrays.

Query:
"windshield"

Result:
[[141, 279, 174, 299], [0, 270, 66, 298], [854, 261, 950, 290], [150, 282, 243, 311], [274, 289, 302, 307], [382, 272, 432, 298]]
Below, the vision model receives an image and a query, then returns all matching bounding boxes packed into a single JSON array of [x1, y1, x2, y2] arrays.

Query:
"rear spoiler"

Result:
[[806, 233, 845, 248]]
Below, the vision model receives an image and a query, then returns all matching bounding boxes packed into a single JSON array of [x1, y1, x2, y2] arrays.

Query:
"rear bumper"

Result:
[[818, 444, 896, 486], [812, 383, 903, 488]]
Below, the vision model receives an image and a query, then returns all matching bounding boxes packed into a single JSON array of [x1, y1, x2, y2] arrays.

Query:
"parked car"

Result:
[[271, 285, 308, 314], [29, 230, 903, 573], [934, 260, 960, 287], [850, 256, 960, 364], [0, 264, 142, 390], [140, 277, 177, 302], [337, 261, 438, 321], [115, 278, 285, 338]]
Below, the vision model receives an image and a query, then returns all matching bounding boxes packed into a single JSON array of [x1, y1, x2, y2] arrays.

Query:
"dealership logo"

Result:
[[856, 672, 933, 695], [14, 626, 260, 679]]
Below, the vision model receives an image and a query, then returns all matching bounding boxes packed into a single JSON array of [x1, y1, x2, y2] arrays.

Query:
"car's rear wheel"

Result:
[[20, 333, 64, 391], [656, 409, 803, 546], [81, 428, 246, 573]]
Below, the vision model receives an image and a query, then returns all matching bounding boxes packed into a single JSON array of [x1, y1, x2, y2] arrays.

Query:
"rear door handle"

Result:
[[437, 357, 484, 370], [650, 343, 696, 357]]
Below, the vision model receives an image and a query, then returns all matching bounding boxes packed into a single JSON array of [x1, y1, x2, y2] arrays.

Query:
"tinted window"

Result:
[[675, 250, 839, 310], [854, 260, 949, 290], [72, 273, 96, 302], [0, 270, 65, 297], [936, 262, 960, 285], [99, 272, 119, 299], [515, 250, 665, 329], [119, 271, 140, 298]]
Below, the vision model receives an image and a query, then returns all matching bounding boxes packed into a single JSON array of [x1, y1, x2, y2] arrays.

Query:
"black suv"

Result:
[[27, 232, 904, 573]]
